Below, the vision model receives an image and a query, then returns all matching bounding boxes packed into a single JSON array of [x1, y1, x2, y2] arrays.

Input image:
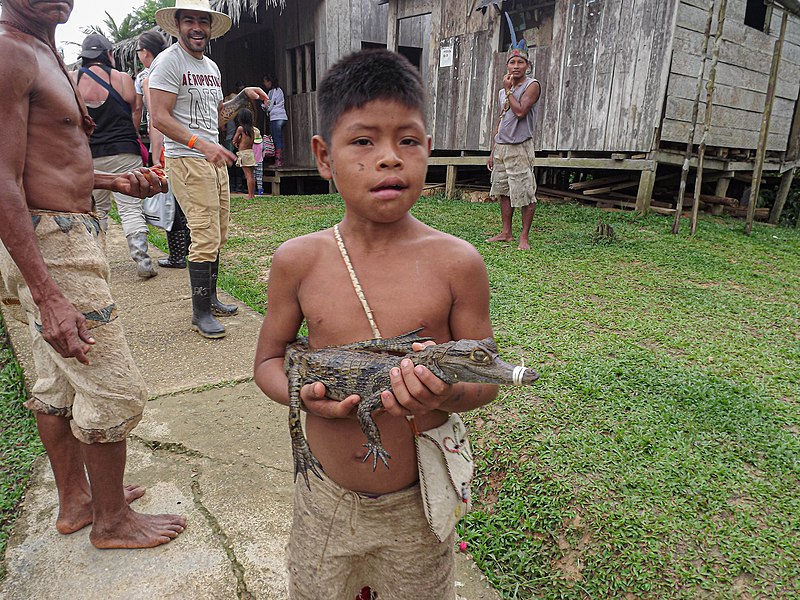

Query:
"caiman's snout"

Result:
[[512, 364, 539, 385]]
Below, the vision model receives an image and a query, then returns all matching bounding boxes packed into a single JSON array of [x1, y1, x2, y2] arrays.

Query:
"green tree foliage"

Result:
[[83, 12, 141, 43], [132, 0, 176, 31], [84, 0, 175, 42]]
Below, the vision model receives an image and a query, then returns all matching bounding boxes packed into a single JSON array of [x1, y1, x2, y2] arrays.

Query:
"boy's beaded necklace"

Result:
[[333, 224, 382, 339]]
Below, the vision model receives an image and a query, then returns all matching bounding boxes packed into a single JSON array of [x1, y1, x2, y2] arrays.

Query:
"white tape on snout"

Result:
[[512, 365, 526, 385]]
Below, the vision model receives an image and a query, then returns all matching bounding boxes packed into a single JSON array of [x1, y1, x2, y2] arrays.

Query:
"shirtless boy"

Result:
[[254, 50, 498, 599], [0, 0, 185, 548]]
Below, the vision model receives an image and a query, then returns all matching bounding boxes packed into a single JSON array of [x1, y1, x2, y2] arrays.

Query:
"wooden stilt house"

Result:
[[209, 0, 800, 213]]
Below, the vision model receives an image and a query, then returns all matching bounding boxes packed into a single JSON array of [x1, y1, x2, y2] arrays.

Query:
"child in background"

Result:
[[253, 50, 498, 599], [232, 108, 258, 199], [253, 127, 264, 195]]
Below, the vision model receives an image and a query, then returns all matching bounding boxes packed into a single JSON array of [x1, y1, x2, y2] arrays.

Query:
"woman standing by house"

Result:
[[261, 74, 288, 167]]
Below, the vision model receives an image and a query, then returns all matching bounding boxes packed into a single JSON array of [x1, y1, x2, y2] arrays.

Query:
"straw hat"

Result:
[[155, 0, 232, 40]]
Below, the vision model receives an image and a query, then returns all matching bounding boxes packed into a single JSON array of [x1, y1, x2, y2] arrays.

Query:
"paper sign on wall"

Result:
[[440, 41, 454, 68]]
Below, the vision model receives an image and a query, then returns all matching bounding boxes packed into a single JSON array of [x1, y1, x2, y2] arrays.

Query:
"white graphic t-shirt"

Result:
[[148, 43, 223, 158]]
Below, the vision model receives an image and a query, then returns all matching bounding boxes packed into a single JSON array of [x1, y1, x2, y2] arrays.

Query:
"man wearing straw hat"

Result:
[[149, 0, 267, 339]]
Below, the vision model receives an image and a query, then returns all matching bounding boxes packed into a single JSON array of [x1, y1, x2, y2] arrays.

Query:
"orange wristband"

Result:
[[187, 134, 198, 149]]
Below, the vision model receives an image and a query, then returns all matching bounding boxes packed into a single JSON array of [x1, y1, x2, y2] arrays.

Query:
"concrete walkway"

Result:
[[0, 222, 500, 600]]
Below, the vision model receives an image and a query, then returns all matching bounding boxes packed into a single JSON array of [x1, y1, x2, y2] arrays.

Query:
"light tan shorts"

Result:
[[235, 149, 256, 167], [287, 474, 455, 600], [0, 211, 147, 444], [165, 156, 230, 263], [490, 137, 538, 208]]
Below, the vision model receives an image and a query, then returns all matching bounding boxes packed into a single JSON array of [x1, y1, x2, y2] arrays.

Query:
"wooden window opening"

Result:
[[499, 0, 557, 51], [744, 0, 770, 32], [287, 42, 316, 95]]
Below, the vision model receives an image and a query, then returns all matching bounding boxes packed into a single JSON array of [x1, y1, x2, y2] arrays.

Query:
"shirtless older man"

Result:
[[0, 0, 185, 548]]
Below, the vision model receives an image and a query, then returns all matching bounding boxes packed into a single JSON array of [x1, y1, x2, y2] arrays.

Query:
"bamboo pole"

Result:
[[746, 11, 788, 235], [672, 0, 715, 235], [690, 0, 727, 236]]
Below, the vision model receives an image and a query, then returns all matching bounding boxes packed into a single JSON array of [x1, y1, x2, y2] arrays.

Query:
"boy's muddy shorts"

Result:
[[490, 137, 538, 208], [287, 474, 455, 600], [0, 210, 147, 444]]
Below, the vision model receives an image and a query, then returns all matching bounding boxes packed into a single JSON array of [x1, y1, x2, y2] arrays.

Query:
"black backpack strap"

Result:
[[79, 67, 131, 113]]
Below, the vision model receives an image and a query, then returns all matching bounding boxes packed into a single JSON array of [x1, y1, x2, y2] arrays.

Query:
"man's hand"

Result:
[[242, 86, 269, 103], [502, 73, 514, 92], [299, 382, 360, 419], [110, 167, 168, 198], [196, 138, 237, 168], [38, 296, 95, 365], [487, 155, 494, 171]]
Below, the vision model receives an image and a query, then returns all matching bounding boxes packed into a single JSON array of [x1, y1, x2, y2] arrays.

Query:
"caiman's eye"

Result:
[[470, 349, 491, 364]]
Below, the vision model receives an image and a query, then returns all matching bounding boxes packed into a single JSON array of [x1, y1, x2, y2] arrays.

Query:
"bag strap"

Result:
[[79, 67, 131, 113], [333, 224, 381, 339]]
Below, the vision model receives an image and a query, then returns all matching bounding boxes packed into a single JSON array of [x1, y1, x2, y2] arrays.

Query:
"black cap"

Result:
[[79, 33, 113, 59]]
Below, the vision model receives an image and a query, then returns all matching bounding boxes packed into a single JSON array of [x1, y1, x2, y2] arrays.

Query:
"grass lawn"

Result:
[[2, 194, 798, 598], [0, 313, 41, 580], [210, 193, 799, 599]]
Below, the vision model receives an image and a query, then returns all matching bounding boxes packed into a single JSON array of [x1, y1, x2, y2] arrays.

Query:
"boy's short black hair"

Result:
[[316, 49, 426, 143]]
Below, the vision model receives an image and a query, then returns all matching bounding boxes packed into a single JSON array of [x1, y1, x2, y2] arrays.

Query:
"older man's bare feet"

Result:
[[56, 484, 147, 534], [518, 239, 531, 250], [90, 509, 186, 549], [486, 233, 514, 243]]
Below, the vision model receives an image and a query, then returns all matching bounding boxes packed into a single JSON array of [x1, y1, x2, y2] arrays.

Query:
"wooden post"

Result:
[[672, 0, 715, 235], [635, 165, 657, 214], [691, 0, 727, 236], [714, 174, 732, 198], [769, 168, 796, 224], [445, 165, 457, 198], [746, 11, 788, 235], [386, 0, 399, 52]]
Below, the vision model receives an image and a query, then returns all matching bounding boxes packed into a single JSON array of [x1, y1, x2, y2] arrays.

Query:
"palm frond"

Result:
[[210, 0, 285, 24]]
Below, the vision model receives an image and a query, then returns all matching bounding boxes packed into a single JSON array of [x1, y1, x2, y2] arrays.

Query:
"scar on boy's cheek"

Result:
[[358, 163, 365, 171]]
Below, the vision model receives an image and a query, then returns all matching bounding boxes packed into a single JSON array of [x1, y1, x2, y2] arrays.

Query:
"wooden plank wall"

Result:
[[546, 0, 676, 152], [430, 3, 500, 149], [362, 0, 389, 43], [660, 0, 800, 151], [429, 0, 676, 153]]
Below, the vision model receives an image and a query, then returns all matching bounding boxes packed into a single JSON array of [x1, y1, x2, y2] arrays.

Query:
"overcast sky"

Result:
[[56, 0, 139, 63]]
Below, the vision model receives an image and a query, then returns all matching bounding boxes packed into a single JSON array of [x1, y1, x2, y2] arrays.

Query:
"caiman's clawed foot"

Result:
[[363, 443, 391, 471], [293, 444, 324, 490]]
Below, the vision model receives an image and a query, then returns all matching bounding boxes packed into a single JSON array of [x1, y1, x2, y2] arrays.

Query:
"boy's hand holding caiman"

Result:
[[285, 329, 539, 487]]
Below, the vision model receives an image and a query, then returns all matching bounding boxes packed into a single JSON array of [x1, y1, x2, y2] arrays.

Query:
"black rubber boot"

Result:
[[188, 261, 226, 339], [210, 255, 239, 317], [158, 228, 188, 268]]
